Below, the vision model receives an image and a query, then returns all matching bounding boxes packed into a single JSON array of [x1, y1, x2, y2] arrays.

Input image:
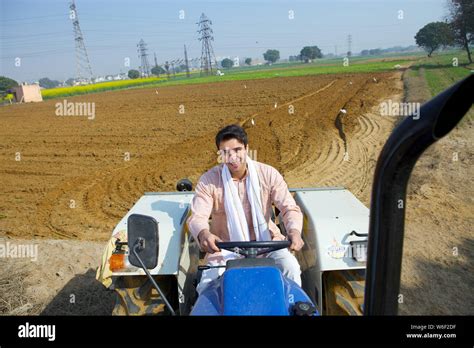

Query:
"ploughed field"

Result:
[[0, 72, 401, 241]]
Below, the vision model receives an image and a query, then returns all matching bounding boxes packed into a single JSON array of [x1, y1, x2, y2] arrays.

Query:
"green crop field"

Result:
[[405, 49, 473, 124], [410, 50, 473, 96], [40, 50, 472, 101]]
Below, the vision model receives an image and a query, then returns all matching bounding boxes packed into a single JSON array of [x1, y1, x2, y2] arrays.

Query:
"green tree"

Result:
[[151, 66, 165, 76], [245, 57, 252, 65], [300, 46, 323, 62], [415, 22, 454, 57], [221, 58, 234, 69], [38, 77, 60, 89], [128, 69, 140, 79], [0, 76, 19, 96], [448, 0, 474, 63], [263, 49, 280, 63]]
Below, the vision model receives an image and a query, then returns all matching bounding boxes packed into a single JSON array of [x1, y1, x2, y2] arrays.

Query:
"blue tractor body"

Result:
[[191, 263, 318, 316]]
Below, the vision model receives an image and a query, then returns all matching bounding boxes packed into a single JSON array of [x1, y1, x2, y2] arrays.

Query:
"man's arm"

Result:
[[270, 168, 304, 251], [186, 175, 222, 253]]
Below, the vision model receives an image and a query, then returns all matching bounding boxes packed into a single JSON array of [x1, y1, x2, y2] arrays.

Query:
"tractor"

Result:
[[97, 75, 473, 316]]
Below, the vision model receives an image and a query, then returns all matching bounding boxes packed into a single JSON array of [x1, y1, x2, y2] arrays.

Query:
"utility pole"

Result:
[[347, 35, 352, 57], [170, 60, 176, 77], [197, 13, 217, 76], [69, 0, 93, 83], [153, 52, 159, 76], [164, 61, 170, 79], [184, 44, 190, 78]]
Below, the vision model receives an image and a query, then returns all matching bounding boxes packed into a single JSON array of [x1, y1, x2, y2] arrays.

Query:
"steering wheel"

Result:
[[216, 240, 291, 258]]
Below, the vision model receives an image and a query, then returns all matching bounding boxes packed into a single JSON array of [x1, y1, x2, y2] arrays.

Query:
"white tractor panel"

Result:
[[294, 188, 369, 272], [111, 192, 193, 276]]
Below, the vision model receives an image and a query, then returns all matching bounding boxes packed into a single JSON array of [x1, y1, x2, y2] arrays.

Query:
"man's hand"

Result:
[[287, 229, 304, 251], [197, 229, 223, 254]]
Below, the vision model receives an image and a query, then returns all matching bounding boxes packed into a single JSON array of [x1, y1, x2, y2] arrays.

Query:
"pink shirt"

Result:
[[186, 161, 303, 247]]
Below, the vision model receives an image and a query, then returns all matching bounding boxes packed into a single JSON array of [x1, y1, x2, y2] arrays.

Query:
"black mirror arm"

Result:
[[132, 241, 176, 316]]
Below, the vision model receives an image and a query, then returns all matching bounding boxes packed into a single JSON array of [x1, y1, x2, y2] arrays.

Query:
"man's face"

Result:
[[218, 138, 248, 174]]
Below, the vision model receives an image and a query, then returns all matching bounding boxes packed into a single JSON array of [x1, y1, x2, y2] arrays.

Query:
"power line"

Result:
[[0, 14, 66, 23]]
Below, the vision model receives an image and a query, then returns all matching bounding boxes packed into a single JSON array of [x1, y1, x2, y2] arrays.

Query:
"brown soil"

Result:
[[0, 73, 398, 240]]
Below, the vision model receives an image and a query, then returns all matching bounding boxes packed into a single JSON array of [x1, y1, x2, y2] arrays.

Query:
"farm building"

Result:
[[13, 84, 43, 103]]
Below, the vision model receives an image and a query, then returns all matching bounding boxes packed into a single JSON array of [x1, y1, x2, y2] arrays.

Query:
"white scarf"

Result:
[[221, 155, 271, 259]]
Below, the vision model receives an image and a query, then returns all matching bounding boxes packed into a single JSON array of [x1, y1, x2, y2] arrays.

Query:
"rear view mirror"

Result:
[[126, 214, 176, 315], [127, 214, 159, 269]]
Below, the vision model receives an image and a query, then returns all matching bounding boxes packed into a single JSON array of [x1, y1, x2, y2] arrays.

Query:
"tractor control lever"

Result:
[[198, 265, 226, 271]]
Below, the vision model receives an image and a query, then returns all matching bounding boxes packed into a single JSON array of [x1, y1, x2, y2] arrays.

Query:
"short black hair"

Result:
[[215, 124, 248, 149]]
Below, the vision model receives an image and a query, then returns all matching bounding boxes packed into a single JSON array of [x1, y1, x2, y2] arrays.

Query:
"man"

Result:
[[187, 124, 304, 294]]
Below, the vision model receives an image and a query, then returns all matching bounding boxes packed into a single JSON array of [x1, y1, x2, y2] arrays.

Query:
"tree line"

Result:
[[415, 0, 473, 62]]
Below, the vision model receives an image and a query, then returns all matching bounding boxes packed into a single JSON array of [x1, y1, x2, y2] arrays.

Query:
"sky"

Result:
[[0, 0, 448, 82]]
